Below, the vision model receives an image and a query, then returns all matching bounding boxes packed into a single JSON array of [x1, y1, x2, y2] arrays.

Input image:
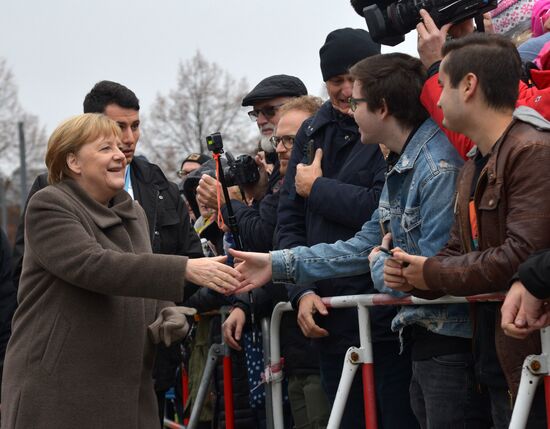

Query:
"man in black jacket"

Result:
[[11, 80, 203, 427], [276, 28, 417, 427]]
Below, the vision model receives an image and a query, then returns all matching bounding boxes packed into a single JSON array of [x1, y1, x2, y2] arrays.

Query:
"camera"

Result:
[[356, 0, 497, 45], [206, 132, 224, 153], [224, 152, 260, 187]]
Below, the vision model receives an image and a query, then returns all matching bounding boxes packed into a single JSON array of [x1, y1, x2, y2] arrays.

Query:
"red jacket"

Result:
[[420, 72, 550, 159]]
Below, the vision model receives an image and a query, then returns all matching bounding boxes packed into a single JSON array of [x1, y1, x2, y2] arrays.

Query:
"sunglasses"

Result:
[[248, 103, 285, 121], [269, 135, 295, 150], [348, 97, 369, 112]]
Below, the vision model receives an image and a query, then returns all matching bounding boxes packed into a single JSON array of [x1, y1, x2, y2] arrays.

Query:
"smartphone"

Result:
[[379, 246, 409, 267], [306, 140, 314, 165]]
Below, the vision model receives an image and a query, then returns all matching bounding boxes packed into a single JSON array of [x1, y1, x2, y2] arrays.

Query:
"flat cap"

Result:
[[242, 74, 308, 106], [181, 152, 210, 167]]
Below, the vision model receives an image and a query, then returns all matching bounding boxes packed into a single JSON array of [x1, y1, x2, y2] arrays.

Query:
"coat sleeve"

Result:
[[518, 248, 550, 299], [421, 74, 474, 160], [306, 147, 385, 231], [26, 189, 187, 302], [276, 125, 310, 251], [220, 194, 277, 253], [271, 210, 382, 285], [424, 144, 550, 296], [276, 123, 317, 302]]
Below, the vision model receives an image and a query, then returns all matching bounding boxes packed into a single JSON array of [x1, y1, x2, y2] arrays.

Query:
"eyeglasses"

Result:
[[248, 103, 285, 121], [269, 135, 295, 150], [348, 97, 369, 112]]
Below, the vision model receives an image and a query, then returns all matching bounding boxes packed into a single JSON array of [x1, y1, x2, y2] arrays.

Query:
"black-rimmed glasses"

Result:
[[348, 97, 369, 112], [248, 103, 285, 121], [269, 135, 295, 150]]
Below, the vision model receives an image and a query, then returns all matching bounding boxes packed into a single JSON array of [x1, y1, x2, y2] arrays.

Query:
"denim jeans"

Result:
[[319, 341, 419, 429], [410, 353, 491, 429]]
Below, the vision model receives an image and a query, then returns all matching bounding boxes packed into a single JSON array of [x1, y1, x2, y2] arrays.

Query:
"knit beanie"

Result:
[[319, 28, 381, 82]]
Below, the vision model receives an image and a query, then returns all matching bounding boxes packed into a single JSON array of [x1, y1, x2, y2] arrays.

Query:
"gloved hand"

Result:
[[148, 306, 197, 347]]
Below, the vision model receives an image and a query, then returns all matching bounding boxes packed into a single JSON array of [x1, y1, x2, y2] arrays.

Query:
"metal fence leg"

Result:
[[270, 302, 290, 429], [261, 317, 275, 429], [509, 328, 550, 429], [509, 356, 544, 428], [187, 343, 223, 429], [327, 346, 361, 429]]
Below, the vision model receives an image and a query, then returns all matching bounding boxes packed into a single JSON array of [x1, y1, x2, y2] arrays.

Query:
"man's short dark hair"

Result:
[[441, 33, 521, 111], [350, 53, 429, 129], [83, 80, 140, 113]]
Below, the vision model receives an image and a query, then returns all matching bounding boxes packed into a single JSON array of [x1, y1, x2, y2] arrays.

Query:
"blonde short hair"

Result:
[[45, 113, 122, 184], [279, 95, 323, 117]]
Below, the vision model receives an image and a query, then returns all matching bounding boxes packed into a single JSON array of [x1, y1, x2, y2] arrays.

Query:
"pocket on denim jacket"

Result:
[[401, 206, 421, 232]]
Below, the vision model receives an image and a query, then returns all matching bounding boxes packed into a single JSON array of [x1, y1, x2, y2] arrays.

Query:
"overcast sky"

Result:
[[1, 0, 417, 136]]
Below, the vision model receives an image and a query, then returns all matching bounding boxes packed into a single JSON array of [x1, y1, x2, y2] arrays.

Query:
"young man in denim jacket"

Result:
[[233, 53, 488, 427]]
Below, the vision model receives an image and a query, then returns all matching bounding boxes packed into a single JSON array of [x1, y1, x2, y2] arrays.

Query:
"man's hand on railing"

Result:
[[297, 293, 329, 338], [501, 281, 550, 339], [223, 307, 246, 350]]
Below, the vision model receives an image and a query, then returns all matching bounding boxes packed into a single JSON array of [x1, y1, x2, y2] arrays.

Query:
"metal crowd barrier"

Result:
[[167, 292, 550, 429], [263, 292, 550, 429]]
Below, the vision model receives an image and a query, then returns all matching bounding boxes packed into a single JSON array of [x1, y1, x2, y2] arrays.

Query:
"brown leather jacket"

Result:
[[423, 112, 550, 394]]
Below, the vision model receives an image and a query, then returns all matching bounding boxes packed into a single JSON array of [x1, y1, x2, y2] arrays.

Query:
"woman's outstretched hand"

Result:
[[185, 256, 241, 294]]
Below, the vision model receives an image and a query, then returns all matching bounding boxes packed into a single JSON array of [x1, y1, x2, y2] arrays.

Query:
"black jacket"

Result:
[[518, 248, 550, 299], [0, 228, 15, 398], [222, 186, 320, 376], [277, 101, 395, 352], [130, 156, 203, 259]]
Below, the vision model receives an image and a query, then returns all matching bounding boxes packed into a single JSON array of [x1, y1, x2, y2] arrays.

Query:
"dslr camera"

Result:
[[205, 132, 260, 187], [352, 0, 497, 45]]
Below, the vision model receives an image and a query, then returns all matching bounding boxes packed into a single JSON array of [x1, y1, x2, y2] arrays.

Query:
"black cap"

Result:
[[180, 152, 210, 167], [242, 74, 308, 106], [319, 28, 381, 81]]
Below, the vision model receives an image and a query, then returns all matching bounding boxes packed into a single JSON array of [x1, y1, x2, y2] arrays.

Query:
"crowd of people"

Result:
[[3, 1, 550, 428]]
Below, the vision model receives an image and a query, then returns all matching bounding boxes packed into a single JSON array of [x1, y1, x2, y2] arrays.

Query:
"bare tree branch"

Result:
[[140, 51, 256, 182]]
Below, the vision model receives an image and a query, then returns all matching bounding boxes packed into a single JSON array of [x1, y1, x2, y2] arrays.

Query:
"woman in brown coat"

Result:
[[1, 114, 240, 429]]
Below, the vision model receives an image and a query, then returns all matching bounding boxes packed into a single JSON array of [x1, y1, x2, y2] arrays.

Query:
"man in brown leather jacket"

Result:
[[384, 33, 550, 428]]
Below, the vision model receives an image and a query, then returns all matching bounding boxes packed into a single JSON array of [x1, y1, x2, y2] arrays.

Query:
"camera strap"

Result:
[[213, 152, 228, 230]]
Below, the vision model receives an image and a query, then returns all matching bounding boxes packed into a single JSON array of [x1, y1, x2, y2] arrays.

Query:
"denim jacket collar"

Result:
[[390, 119, 439, 175]]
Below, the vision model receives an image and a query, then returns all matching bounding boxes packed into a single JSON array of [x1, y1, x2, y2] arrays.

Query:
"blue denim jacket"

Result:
[[271, 119, 472, 338]]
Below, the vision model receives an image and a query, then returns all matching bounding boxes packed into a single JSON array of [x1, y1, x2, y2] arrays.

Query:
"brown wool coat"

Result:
[[1, 179, 188, 429]]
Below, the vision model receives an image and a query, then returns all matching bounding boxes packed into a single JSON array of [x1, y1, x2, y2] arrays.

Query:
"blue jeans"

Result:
[[319, 341, 419, 429], [410, 353, 490, 429]]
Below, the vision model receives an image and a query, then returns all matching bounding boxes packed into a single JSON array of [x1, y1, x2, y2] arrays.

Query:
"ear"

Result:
[[66, 152, 81, 175], [378, 98, 390, 120], [462, 73, 478, 102]]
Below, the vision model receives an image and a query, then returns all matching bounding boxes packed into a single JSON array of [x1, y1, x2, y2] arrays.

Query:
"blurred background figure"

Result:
[[177, 152, 210, 223]]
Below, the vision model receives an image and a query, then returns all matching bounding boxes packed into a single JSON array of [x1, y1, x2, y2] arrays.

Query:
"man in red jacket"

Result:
[[417, 9, 550, 159]]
